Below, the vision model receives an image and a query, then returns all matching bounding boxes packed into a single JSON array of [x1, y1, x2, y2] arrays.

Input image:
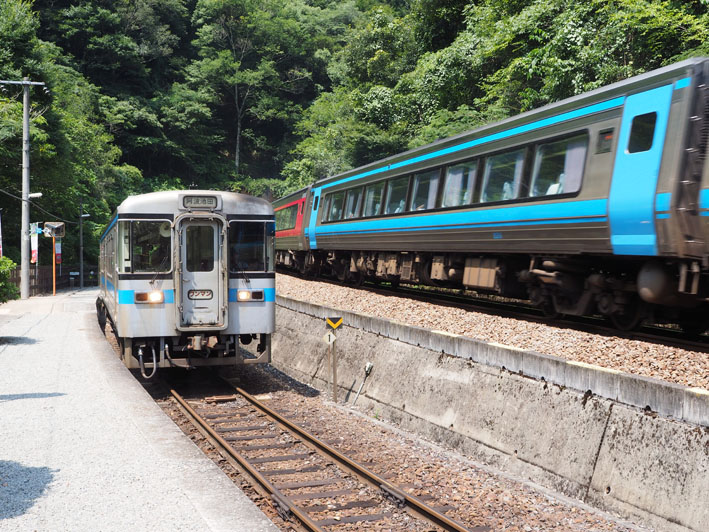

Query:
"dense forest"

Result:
[[1, 0, 708, 268]]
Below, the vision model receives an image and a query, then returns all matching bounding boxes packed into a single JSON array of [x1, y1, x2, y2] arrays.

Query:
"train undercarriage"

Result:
[[96, 298, 271, 378], [276, 249, 709, 334]]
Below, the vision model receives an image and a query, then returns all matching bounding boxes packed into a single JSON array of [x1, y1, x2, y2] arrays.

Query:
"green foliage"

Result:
[[1, 0, 708, 240], [0, 256, 19, 303]]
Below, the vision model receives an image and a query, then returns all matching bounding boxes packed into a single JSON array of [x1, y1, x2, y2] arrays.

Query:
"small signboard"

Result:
[[326, 317, 343, 330], [323, 331, 337, 345]]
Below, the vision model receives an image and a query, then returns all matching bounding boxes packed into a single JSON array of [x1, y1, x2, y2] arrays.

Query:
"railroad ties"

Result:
[[172, 389, 488, 531]]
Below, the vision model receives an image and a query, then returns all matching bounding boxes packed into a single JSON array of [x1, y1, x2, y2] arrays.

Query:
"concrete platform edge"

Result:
[[277, 295, 708, 427], [273, 295, 709, 532], [85, 312, 278, 532]]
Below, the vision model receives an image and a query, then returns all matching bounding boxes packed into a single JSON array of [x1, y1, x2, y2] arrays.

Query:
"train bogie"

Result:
[[275, 58, 709, 333], [98, 190, 275, 376]]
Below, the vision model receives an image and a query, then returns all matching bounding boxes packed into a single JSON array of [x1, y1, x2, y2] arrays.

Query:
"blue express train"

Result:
[[274, 58, 709, 332], [97, 190, 275, 377]]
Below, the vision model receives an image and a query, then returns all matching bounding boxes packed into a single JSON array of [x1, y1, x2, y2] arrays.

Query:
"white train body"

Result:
[[97, 190, 275, 373]]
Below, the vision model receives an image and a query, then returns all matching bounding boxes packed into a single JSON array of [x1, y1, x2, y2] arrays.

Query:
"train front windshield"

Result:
[[228, 221, 275, 272]]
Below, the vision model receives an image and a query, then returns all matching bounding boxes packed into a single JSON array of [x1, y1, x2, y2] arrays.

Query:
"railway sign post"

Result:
[[324, 317, 342, 402]]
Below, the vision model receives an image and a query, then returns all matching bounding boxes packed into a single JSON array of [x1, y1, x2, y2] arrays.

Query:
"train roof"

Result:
[[307, 57, 708, 191], [116, 189, 273, 215], [272, 186, 310, 209]]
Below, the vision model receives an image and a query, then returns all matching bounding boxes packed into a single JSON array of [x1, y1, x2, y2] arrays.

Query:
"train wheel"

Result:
[[609, 298, 644, 331]]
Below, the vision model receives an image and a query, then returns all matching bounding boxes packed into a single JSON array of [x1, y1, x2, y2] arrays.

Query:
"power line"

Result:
[[0, 187, 79, 224]]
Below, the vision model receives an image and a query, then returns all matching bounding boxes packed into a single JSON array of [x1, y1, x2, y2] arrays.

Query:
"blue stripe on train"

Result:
[[117, 289, 175, 304], [228, 288, 276, 302], [315, 199, 608, 238]]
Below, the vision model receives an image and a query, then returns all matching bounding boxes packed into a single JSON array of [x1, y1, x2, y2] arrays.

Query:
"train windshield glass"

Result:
[[126, 221, 171, 273], [229, 222, 270, 272], [185, 225, 214, 272]]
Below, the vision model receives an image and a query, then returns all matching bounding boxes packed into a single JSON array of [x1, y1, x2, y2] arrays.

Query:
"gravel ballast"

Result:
[[275, 273, 709, 391]]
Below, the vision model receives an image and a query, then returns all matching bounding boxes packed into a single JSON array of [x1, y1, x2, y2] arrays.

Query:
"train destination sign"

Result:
[[326, 317, 343, 330], [183, 195, 217, 209]]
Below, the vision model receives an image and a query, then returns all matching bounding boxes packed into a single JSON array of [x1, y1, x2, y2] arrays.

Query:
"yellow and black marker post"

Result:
[[324, 317, 342, 402]]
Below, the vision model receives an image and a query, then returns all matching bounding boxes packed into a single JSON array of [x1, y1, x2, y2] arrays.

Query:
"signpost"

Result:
[[324, 317, 343, 402], [44, 222, 65, 295]]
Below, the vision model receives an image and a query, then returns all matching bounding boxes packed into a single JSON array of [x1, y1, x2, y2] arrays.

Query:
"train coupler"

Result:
[[187, 335, 219, 351]]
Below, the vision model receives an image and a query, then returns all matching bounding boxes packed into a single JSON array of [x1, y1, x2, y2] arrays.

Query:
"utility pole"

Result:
[[0, 77, 46, 299], [79, 204, 90, 288]]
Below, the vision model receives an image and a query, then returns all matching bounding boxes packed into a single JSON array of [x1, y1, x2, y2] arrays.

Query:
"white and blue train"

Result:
[[97, 190, 275, 377], [275, 58, 709, 333]]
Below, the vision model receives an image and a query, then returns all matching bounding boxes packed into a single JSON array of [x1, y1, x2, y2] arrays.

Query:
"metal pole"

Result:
[[20, 79, 30, 299], [52, 235, 56, 296], [332, 341, 338, 403], [79, 203, 84, 289]]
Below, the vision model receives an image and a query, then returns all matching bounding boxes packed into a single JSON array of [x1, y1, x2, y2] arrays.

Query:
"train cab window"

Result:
[[130, 220, 171, 273], [326, 191, 345, 221], [185, 225, 214, 272], [410, 169, 439, 211], [481, 148, 525, 203], [384, 176, 410, 214], [628, 112, 657, 153], [441, 161, 477, 208], [229, 222, 268, 272], [363, 182, 384, 217], [343, 187, 363, 219], [530, 134, 588, 197]]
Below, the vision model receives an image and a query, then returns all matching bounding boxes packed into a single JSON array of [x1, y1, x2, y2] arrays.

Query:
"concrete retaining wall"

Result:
[[271, 296, 709, 532]]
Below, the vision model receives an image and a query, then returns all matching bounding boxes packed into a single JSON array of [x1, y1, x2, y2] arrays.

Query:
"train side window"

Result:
[[312, 195, 319, 211], [326, 191, 345, 221], [383, 176, 410, 215], [409, 169, 440, 211], [530, 134, 588, 197], [275, 204, 298, 231], [363, 182, 384, 217], [480, 148, 525, 203], [441, 161, 477, 207], [628, 112, 657, 153], [343, 187, 363, 219]]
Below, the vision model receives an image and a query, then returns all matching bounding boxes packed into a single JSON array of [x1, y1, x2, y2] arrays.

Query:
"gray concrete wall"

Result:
[[271, 296, 709, 532]]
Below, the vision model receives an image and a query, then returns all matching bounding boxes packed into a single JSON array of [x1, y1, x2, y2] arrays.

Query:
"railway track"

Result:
[[171, 386, 488, 532]]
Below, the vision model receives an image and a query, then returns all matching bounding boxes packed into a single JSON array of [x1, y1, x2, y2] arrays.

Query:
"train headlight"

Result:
[[237, 289, 252, 301], [135, 291, 164, 304]]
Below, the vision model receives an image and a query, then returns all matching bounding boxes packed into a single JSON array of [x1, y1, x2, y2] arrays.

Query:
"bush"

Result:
[[0, 256, 19, 303]]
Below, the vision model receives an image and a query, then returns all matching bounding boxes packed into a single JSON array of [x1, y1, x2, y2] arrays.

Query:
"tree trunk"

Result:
[[235, 116, 241, 174]]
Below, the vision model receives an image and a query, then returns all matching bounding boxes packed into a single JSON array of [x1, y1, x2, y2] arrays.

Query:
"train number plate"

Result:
[[188, 289, 213, 300]]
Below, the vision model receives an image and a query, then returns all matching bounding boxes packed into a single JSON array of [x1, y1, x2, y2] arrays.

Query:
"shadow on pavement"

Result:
[[0, 460, 56, 520], [0, 392, 65, 403], [0, 337, 37, 345]]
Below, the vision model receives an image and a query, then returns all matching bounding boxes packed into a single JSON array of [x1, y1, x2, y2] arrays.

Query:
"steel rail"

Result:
[[170, 389, 323, 531], [234, 386, 475, 532]]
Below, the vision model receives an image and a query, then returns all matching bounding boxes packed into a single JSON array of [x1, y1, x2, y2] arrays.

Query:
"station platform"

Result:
[[0, 289, 277, 532]]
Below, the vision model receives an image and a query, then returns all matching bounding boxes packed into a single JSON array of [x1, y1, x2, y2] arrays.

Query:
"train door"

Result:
[[608, 84, 673, 256], [177, 219, 225, 327]]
